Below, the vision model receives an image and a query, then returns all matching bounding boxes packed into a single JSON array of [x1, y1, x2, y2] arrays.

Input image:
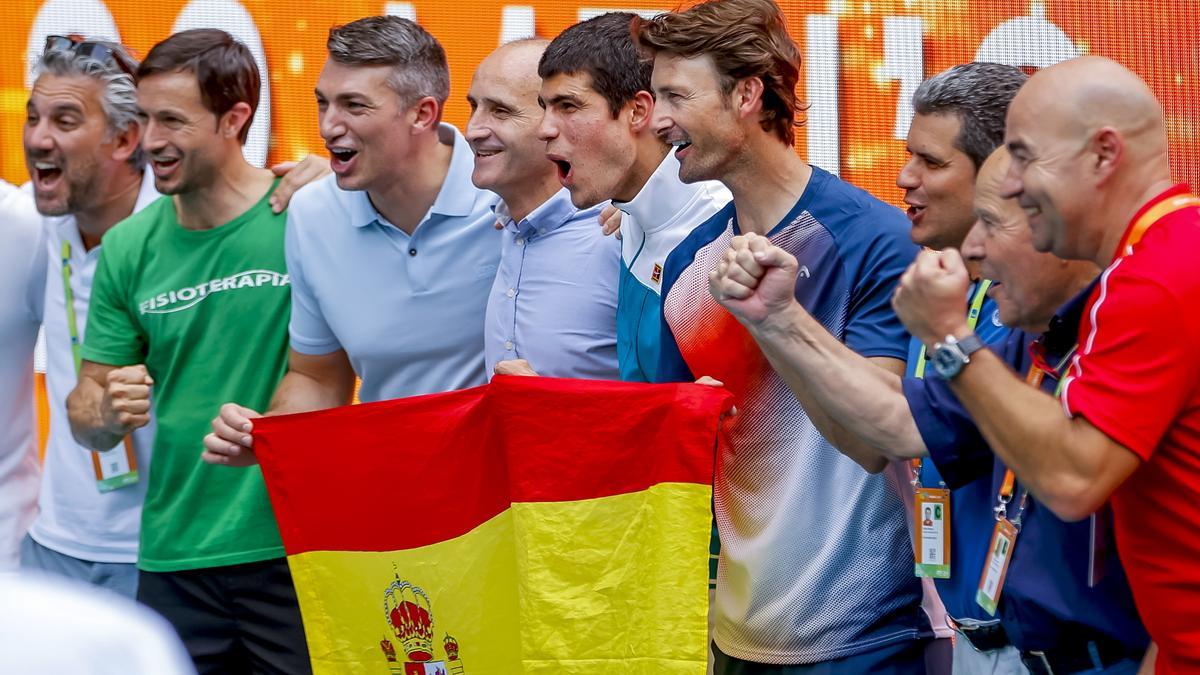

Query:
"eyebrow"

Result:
[[545, 93, 583, 107]]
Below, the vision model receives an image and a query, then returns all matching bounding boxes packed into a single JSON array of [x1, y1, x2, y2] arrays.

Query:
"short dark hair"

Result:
[[327, 16, 450, 107], [634, 0, 805, 145], [137, 29, 260, 144], [538, 12, 651, 117], [912, 63, 1028, 170]]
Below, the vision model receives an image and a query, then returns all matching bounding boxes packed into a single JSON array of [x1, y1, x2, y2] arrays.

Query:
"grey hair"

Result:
[[912, 62, 1028, 170], [35, 41, 144, 169], [327, 16, 450, 109]]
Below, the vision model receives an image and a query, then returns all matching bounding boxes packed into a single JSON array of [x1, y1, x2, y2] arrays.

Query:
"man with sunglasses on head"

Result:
[[66, 30, 312, 671], [16, 35, 324, 602]]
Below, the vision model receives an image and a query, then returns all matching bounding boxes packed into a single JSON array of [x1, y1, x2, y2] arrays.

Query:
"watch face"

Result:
[[931, 345, 964, 379]]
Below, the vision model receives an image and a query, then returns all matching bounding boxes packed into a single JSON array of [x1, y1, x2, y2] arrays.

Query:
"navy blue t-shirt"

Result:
[[903, 280, 1149, 652]]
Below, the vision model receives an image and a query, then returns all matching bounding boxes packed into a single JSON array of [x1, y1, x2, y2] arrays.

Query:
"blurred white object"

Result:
[[0, 573, 196, 674]]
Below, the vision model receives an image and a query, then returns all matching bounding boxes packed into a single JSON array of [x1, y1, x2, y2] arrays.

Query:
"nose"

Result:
[[465, 110, 489, 144], [140, 118, 168, 154], [318, 105, 344, 144], [536, 110, 557, 143], [961, 219, 987, 263], [650, 106, 672, 140], [24, 115, 55, 154], [999, 160, 1023, 200], [896, 156, 920, 191]]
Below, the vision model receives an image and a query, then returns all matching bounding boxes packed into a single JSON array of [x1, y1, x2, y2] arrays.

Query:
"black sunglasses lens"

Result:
[[44, 35, 75, 53]]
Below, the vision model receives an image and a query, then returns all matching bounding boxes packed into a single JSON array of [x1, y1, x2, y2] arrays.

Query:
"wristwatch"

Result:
[[930, 333, 985, 380]]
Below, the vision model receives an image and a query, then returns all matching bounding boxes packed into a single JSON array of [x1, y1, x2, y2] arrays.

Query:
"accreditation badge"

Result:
[[93, 436, 140, 492], [914, 487, 951, 578], [976, 519, 1018, 615]]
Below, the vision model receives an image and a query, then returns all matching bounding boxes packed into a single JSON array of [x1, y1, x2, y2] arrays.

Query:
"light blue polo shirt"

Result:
[[484, 188, 619, 380], [285, 124, 501, 403]]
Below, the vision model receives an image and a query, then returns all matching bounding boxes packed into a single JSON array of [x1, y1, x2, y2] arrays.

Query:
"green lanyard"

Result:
[[62, 238, 141, 492], [61, 240, 83, 375], [911, 279, 992, 487], [913, 279, 992, 379]]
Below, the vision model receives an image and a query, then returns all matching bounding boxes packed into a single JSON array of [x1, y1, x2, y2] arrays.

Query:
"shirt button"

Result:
[[408, 248, 417, 256], [506, 288, 515, 298], [504, 340, 514, 351], [515, 238, 525, 246]]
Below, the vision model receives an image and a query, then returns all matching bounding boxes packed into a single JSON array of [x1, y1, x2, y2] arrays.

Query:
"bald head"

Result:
[[963, 146, 1098, 332], [1001, 56, 1173, 265], [1013, 56, 1166, 160]]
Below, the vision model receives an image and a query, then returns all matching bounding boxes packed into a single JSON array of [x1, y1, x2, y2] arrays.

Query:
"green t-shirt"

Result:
[[82, 181, 290, 572]]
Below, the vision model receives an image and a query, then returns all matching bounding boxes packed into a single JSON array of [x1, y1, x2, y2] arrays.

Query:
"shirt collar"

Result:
[[493, 188, 600, 237], [1042, 276, 1101, 357], [613, 148, 698, 232], [348, 123, 479, 229]]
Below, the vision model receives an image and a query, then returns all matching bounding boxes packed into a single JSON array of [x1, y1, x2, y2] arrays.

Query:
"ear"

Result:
[[409, 96, 443, 134], [733, 76, 765, 125], [220, 101, 254, 142], [108, 118, 143, 164], [1090, 127, 1123, 183], [627, 90, 656, 134]]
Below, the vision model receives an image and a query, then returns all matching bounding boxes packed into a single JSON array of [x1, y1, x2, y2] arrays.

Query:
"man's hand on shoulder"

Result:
[[269, 154, 331, 214]]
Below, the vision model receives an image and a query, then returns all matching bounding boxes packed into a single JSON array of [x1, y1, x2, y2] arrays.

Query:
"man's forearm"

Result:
[[67, 379, 125, 451], [265, 369, 353, 416], [747, 302, 928, 469]]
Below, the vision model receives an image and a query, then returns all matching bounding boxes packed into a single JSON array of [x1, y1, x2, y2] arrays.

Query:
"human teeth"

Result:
[[35, 162, 58, 170], [670, 139, 690, 147]]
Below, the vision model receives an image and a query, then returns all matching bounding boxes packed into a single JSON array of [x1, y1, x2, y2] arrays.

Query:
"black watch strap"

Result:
[[957, 333, 985, 358]]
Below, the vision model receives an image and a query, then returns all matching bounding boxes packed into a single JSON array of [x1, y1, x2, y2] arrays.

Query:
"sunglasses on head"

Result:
[[43, 35, 136, 79]]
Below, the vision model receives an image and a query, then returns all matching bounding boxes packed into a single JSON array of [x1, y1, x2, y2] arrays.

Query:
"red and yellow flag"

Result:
[[254, 375, 732, 674]]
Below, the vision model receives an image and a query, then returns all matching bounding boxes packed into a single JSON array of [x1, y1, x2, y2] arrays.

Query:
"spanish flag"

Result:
[[254, 375, 732, 674]]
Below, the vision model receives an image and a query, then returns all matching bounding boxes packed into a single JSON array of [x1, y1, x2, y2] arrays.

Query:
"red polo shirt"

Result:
[[1060, 184, 1200, 674]]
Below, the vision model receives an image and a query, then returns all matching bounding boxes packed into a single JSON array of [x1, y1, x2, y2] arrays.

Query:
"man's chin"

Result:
[[32, 195, 69, 217]]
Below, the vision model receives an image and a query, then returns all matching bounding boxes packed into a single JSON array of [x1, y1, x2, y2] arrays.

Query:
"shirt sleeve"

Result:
[[1061, 273, 1199, 460], [903, 375, 993, 489], [284, 213, 341, 355], [80, 241, 146, 366], [843, 223, 918, 360]]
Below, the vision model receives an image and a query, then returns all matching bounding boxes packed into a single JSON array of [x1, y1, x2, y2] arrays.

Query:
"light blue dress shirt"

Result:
[[285, 124, 501, 402], [484, 187, 620, 380]]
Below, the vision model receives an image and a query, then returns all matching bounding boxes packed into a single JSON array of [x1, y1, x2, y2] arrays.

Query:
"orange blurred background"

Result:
[[3, 0, 1197, 450]]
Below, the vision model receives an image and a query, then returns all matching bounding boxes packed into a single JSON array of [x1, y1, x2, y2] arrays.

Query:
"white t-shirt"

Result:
[[28, 169, 160, 563], [0, 573, 195, 674], [0, 181, 46, 570]]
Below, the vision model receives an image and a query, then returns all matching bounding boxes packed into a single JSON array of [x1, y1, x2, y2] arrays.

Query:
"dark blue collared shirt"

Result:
[[902, 280, 1149, 653]]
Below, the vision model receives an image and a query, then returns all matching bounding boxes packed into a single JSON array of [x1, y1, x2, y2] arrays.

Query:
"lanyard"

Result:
[[1113, 193, 1200, 261], [61, 240, 84, 375], [995, 343, 1078, 526], [911, 279, 993, 487], [62, 239, 140, 490]]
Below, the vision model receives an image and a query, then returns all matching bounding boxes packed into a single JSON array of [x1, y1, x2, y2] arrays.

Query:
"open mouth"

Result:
[[151, 156, 181, 177], [33, 161, 63, 188], [552, 158, 573, 184], [474, 148, 502, 159], [906, 204, 926, 222], [328, 147, 359, 173], [670, 138, 693, 153]]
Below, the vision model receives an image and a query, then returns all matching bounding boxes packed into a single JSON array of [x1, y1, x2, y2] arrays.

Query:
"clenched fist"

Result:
[[100, 365, 153, 434]]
